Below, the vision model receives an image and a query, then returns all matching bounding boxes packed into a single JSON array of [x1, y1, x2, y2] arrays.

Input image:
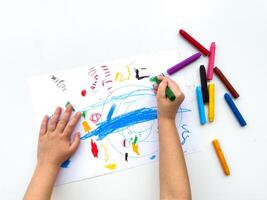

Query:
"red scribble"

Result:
[[122, 139, 126, 147], [88, 65, 113, 93], [90, 113, 101, 123], [81, 89, 87, 97], [91, 139, 98, 158], [88, 67, 99, 91], [101, 65, 113, 92], [88, 67, 97, 76]]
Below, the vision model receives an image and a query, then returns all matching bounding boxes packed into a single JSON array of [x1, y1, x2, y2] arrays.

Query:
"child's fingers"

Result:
[[63, 111, 81, 137], [39, 115, 49, 136], [69, 133, 81, 154], [157, 75, 182, 93], [166, 77, 180, 91], [57, 105, 73, 132], [156, 78, 168, 99], [157, 75, 165, 81], [48, 107, 62, 132], [164, 77, 183, 95], [166, 78, 185, 102]]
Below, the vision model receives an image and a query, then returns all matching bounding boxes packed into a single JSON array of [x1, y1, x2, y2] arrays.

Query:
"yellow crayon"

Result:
[[208, 83, 215, 122]]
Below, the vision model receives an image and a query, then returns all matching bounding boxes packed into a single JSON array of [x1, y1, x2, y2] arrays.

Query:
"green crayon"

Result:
[[150, 76, 176, 101]]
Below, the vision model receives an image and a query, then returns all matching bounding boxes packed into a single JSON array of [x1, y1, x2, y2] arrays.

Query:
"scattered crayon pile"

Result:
[[163, 29, 247, 176]]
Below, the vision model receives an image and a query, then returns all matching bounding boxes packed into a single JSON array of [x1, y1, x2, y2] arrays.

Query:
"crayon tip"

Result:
[[179, 29, 185, 34]]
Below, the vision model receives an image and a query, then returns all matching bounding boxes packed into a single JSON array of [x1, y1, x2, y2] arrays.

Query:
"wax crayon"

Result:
[[150, 76, 176, 101], [208, 83, 215, 122], [207, 42, 216, 80], [179, 29, 209, 56], [212, 139, 230, 176], [167, 52, 202, 75], [196, 86, 206, 125], [224, 93, 247, 127], [200, 65, 209, 103], [214, 67, 239, 99]]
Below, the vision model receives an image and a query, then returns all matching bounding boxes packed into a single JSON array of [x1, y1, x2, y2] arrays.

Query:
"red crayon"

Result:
[[179, 29, 210, 56], [214, 67, 240, 99]]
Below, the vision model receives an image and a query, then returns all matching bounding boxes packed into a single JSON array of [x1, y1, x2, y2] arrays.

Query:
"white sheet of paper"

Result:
[[28, 50, 201, 185]]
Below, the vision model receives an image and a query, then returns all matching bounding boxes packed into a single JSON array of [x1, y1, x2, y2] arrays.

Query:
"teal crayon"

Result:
[[150, 76, 176, 101]]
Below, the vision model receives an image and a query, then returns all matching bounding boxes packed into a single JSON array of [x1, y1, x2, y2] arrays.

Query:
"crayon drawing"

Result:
[[80, 85, 192, 159], [28, 51, 200, 185]]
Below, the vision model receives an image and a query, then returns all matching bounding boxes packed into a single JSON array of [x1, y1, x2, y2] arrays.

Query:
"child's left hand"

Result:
[[37, 105, 81, 170]]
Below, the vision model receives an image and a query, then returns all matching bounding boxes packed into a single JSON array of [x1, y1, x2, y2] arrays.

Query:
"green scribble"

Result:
[[82, 111, 87, 119], [65, 101, 75, 112], [133, 135, 138, 144]]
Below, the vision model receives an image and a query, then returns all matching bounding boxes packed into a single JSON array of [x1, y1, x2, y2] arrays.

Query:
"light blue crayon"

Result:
[[196, 86, 207, 125]]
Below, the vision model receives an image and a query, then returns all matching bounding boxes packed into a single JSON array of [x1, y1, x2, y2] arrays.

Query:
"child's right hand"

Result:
[[156, 76, 185, 121], [37, 105, 81, 170]]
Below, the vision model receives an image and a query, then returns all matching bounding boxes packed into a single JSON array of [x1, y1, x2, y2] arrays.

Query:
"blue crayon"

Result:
[[196, 86, 206, 125], [224, 93, 247, 127]]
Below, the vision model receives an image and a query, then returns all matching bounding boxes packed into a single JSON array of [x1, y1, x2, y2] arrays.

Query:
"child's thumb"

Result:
[[157, 79, 167, 99]]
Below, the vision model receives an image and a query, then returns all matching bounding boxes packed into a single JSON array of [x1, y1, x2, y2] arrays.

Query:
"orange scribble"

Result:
[[82, 121, 92, 133]]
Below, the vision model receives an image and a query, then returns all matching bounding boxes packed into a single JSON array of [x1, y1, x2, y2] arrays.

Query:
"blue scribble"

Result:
[[81, 87, 154, 113], [150, 155, 156, 160], [61, 159, 71, 168], [81, 101, 192, 142], [107, 104, 116, 121], [180, 124, 190, 145], [81, 104, 158, 141]]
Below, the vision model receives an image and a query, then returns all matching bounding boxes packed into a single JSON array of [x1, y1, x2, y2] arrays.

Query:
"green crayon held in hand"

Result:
[[150, 76, 176, 101]]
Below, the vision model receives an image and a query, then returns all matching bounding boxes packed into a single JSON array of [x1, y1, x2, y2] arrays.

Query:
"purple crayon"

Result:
[[167, 52, 202, 75]]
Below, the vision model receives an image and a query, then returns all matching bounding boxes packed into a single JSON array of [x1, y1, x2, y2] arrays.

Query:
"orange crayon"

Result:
[[212, 139, 230, 176]]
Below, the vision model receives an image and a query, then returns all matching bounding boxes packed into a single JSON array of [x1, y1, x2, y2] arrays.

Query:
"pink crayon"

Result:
[[207, 42, 216, 80]]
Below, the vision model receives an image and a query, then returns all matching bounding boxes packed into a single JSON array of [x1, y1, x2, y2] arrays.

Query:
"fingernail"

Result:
[[68, 104, 73, 109]]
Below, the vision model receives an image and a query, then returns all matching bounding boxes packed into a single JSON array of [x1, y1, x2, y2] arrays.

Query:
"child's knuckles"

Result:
[[57, 121, 65, 128], [65, 125, 74, 134]]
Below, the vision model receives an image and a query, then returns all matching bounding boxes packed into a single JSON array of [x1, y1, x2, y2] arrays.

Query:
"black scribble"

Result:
[[134, 68, 150, 80], [51, 75, 67, 91]]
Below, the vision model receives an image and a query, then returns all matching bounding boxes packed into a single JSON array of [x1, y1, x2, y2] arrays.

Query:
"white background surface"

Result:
[[0, 0, 267, 199]]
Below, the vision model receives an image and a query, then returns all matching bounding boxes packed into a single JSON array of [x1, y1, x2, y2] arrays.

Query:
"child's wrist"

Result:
[[158, 116, 176, 124], [33, 162, 60, 185], [36, 162, 60, 175]]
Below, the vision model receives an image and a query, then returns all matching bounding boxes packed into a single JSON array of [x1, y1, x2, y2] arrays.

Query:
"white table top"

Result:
[[1, 0, 267, 199]]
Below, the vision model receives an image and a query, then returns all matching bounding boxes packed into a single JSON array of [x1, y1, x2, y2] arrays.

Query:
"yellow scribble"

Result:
[[104, 163, 117, 170], [114, 66, 131, 82], [115, 72, 123, 81], [82, 120, 92, 133], [101, 144, 109, 162], [126, 65, 131, 80], [132, 143, 140, 156]]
